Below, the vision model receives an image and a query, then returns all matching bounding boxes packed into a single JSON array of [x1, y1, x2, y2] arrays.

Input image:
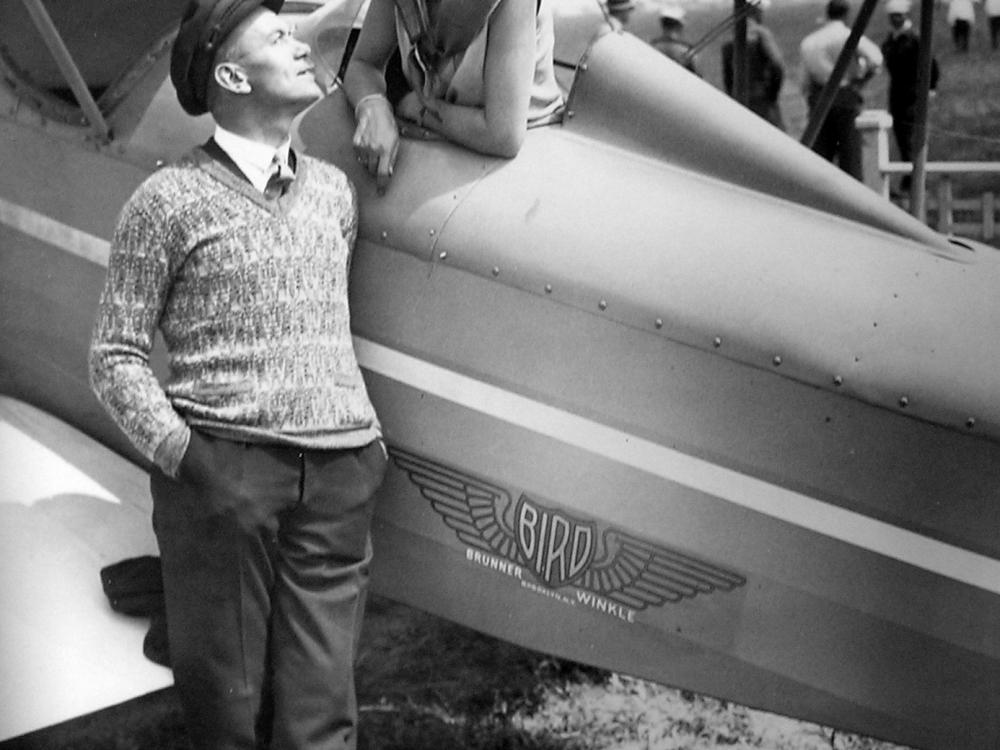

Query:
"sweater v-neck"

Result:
[[192, 143, 306, 214]]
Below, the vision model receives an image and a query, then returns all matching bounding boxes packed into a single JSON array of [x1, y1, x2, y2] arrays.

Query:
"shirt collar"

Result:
[[213, 126, 292, 193]]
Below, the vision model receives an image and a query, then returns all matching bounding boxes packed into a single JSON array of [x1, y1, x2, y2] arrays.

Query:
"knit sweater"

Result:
[[89, 145, 380, 478]]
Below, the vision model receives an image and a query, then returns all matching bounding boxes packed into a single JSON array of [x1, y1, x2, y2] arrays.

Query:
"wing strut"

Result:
[[19, 0, 112, 142], [800, 0, 879, 149], [683, 0, 758, 69], [908, 0, 935, 220], [731, 0, 749, 107]]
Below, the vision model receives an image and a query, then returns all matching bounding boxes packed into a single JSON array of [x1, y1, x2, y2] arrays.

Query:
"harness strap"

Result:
[[393, 0, 503, 71]]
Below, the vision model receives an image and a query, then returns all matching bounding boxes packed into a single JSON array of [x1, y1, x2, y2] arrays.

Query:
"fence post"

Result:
[[857, 109, 893, 197], [984, 193, 996, 241], [936, 178, 953, 234]]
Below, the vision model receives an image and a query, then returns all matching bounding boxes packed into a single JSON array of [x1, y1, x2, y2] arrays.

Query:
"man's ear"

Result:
[[214, 62, 251, 95]]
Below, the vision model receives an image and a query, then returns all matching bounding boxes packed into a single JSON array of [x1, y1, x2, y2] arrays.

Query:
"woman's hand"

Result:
[[353, 94, 399, 192], [343, 0, 404, 191], [397, 91, 442, 130], [396, 91, 422, 124]]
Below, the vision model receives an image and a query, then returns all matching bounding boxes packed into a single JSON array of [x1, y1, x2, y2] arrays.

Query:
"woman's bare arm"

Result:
[[415, 0, 536, 157], [342, 0, 400, 188]]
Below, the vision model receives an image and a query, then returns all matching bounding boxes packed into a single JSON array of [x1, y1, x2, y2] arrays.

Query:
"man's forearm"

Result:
[[89, 339, 189, 476]]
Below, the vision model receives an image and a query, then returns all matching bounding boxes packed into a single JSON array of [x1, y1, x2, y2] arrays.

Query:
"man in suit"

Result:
[[722, 0, 786, 129], [89, 1, 386, 747], [881, 0, 939, 191]]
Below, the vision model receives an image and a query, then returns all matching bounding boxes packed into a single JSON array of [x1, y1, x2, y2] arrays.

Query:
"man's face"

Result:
[[223, 9, 322, 111], [888, 12, 906, 29]]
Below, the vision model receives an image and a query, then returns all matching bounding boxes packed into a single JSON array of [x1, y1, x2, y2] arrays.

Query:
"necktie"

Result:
[[264, 155, 294, 199]]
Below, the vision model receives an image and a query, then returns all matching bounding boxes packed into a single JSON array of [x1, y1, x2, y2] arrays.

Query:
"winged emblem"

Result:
[[388, 447, 520, 562], [389, 447, 745, 611], [578, 530, 746, 609]]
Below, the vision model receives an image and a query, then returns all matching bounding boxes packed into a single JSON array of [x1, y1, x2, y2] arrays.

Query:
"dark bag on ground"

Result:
[[100, 555, 170, 667]]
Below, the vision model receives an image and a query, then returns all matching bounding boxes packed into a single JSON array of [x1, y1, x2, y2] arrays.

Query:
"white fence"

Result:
[[857, 110, 1000, 243]]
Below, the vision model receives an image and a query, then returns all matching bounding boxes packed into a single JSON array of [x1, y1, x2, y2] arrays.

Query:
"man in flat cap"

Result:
[[89, 1, 386, 747], [606, 0, 636, 27], [881, 0, 939, 192], [651, 4, 700, 75]]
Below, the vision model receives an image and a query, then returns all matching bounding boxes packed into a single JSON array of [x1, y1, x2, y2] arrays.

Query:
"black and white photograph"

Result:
[[1, 0, 997, 748]]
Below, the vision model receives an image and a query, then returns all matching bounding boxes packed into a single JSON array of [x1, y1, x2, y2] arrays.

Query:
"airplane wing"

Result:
[[0, 397, 170, 742]]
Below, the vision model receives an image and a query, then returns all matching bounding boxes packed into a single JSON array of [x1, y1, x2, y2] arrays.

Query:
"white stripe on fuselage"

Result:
[[4, 197, 1000, 595], [0, 196, 110, 265], [356, 339, 1000, 596]]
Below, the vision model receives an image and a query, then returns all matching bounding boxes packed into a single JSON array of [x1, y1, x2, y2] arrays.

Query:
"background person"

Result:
[[947, 0, 977, 51], [799, 0, 883, 178], [721, 0, 786, 129], [986, 0, 1000, 48], [881, 0, 939, 192], [343, 0, 563, 188], [650, 4, 700, 74], [607, 0, 636, 27], [89, 0, 386, 747]]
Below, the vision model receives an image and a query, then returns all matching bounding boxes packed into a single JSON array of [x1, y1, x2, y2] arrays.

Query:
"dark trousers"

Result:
[[890, 106, 915, 163], [890, 102, 916, 190], [952, 19, 971, 51], [150, 432, 387, 750], [808, 86, 864, 180], [990, 15, 1000, 49]]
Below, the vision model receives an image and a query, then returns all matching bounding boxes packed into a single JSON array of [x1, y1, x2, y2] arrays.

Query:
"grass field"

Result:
[[353, 596, 911, 750]]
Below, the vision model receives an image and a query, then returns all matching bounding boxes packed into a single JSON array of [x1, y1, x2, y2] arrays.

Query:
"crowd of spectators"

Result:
[[608, 0, 966, 186]]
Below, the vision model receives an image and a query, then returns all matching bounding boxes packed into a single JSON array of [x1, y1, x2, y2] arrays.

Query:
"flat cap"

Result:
[[885, 0, 912, 13], [170, 0, 284, 116]]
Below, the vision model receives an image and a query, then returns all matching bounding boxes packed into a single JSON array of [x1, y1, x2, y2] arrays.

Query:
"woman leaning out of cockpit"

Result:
[[343, 0, 564, 187]]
